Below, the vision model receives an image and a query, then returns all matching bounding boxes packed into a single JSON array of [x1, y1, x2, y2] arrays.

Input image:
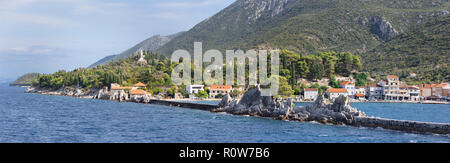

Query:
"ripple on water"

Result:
[[0, 85, 449, 143]]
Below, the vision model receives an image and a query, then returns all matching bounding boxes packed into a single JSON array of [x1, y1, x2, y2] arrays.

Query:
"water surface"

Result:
[[0, 85, 449, 143]]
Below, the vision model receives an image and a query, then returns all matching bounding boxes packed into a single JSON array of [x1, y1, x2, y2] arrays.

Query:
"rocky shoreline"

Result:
[[25, 86, 450, 135], [213, 86, 368, 125], [213, 87, 450, 134]]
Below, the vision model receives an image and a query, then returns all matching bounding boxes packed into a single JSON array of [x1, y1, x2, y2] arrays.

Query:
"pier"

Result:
[[147, 99, 219, 111]]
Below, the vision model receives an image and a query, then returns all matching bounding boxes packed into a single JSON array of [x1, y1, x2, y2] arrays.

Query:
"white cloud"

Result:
[[0, 11, 75, 27], [71, 5, 106, 15], [0, 0, 36, 10], [3, 45, 67, 56]]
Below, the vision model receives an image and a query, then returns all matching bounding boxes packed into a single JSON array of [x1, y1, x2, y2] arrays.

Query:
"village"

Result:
[[109, 74, 449, 104]]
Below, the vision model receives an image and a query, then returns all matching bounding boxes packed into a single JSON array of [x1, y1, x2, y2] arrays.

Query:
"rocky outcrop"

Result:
[[110, 90, 129, 102], [214, 87, 367, 124], [214, 87, 294, 120], [214, 87, 450, 134], [244, 0, 293, 22], [25, 86, 96, 98], [370, 16, 399, 41], [94, 88, 110, 100]]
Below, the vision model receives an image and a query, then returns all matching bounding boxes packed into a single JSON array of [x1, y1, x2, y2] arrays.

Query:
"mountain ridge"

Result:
[[88, 31, 184, 68], [156, 0, 449, 55]]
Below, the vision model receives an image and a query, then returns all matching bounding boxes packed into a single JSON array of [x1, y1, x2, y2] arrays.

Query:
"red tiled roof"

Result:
[[408, 86, 419, 90], [133, 82, 147, 87], [130, 89, 150, 95], [387, 75, 399, 79], [304, 88, 318, 92], [355, 94, 365, 97], [328, 88, 348, 93], [210, 85, 232, 90], [434, 83, 449, 88], [340, 81, 354, 86], [111, 87, 133, 90]]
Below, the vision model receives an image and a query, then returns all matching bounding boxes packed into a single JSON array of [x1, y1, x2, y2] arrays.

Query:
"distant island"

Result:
[[10, 73, 40, 86]]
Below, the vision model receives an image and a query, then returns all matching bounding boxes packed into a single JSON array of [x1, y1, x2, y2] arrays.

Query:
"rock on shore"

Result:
[[214, 87, 368, 125], [25, 86, 152, 103]]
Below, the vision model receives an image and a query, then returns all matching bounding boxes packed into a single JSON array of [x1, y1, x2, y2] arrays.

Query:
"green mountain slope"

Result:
[[89, 32, 184, 68], [10, 73, 40, 86], [156, 0, 449, 56], [363, 16, 450, 83]]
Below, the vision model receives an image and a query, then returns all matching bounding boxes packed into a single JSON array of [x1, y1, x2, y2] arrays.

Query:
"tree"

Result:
[[307, 56, 324, 81], [354, 73, 368, 86], [297, 60, 309, 78], [277, 76, 294, 97], [329, 77, 341, 88], [196, 90, 208, 98]]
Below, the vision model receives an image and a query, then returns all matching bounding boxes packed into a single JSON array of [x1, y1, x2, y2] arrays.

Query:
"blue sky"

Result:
[[0, 0, 235, 79]]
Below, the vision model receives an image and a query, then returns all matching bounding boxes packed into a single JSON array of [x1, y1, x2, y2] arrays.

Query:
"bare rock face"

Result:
[[95, 88, 110, 100], [214, 87, 294, 119], [219, 94, 233, 108], [244, 0, 293, 22], [215, 87, 368, 125], [370, 16, 399, 41]]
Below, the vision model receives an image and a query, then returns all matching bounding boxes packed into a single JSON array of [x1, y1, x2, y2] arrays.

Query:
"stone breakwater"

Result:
[[26, 86, 450, 134], [212, 87, 450, 135]]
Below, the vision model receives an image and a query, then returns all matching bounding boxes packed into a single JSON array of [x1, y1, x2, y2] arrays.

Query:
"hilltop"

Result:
[[156, 0, 449, 55], [89, 32, 184, 67]]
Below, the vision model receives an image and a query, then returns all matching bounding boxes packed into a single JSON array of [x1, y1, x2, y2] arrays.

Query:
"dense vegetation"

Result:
[[279, 50, 362, 85], [10, 73, 40, 86], [364, 16, 450, 84], [35, 51, 177, 94]]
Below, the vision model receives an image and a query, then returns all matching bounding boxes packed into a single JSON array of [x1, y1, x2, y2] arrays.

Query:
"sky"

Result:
[[0, 0, 236, 79]]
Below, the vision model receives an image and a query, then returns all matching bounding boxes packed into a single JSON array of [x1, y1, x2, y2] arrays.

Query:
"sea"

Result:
[[0, 84, 449, 143]]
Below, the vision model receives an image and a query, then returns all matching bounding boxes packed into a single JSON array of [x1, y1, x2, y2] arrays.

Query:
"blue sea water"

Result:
[[0, 84, 449, 143]]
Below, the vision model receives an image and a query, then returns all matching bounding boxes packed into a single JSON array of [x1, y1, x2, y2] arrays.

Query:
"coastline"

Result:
[[23, 86, 450, 135]]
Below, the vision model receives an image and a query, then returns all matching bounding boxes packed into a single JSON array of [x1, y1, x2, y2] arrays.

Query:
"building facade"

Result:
[[340, 81, 355, 98], [408, 86, 420, 101], [304, 88, 319, 101], [209, 85, 233, 98], [366, 83, 383, 100], [421, 84, 432, 98], [186, 85, 205, 94], [380, 75, 400, 101], [327, 88, 348, 100]]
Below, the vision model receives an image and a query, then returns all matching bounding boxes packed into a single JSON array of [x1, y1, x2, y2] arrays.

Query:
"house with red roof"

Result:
[[304, 88, 319, 101], [340, 81, 355, 98], [209, 85, 232, 98], [327, 88, 348, 100]]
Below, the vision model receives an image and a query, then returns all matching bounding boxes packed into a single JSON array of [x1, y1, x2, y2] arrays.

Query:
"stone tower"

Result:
[[137, 49, 147, 65]]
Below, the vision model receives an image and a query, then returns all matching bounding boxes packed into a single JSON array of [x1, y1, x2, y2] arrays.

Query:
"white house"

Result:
[[367, 83, 383, 100], [379, 75, 400, 101], [304, 88, 319, 101], [186, 85, 205, 94], [209, 85, 233, 98], [340, 81, 355, 98], [327, 88, 348, 100], [408, 86, 420, 101], [354, 86, 366, 100]]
